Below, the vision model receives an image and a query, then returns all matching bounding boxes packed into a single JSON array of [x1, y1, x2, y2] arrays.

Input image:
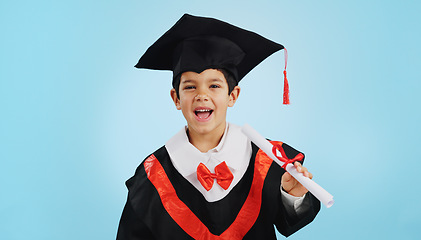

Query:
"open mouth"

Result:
[[194, 108, 214, 120]]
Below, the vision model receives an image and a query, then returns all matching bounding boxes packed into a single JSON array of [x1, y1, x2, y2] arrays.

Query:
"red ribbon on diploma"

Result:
[[271, 142, 304, 169]]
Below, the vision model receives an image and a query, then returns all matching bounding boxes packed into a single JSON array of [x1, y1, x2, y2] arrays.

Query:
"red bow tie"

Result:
[[197, 161, 234, 191]]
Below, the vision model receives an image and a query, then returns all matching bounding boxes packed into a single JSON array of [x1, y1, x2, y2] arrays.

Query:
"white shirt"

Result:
[[165, 122, 305, 214]]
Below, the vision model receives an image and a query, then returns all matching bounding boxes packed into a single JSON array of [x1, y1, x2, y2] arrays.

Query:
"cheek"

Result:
[[178, 96, 192, 110], [215, 96, 232, 109]]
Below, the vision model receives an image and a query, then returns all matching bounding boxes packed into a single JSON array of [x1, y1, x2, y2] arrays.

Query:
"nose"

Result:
[[195, 92, 209, 102]]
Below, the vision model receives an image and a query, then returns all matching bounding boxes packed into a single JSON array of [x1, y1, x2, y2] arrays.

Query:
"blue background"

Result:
[[1, 0, 420, 239]]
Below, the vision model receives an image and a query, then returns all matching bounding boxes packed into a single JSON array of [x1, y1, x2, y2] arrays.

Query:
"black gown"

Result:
[[117, 142, 320, 240]]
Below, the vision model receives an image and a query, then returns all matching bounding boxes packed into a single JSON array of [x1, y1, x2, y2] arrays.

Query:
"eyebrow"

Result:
[[180, 78, 224, 84], [180, 79, 196, 84], [209, 78, 224, 83]]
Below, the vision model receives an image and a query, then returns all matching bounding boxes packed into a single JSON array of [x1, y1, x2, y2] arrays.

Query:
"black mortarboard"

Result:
[[135, 14, 291, 104]]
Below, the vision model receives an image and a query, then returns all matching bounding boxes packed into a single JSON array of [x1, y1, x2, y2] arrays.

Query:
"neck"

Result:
[[187, 123, 226, 153]]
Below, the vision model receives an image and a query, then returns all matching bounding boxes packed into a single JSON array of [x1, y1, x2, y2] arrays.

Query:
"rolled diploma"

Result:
[[242, 123, 334, 208]]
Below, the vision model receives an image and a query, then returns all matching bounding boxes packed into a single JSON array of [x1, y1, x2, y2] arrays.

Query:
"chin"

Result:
[[190, 120, 225, 136]]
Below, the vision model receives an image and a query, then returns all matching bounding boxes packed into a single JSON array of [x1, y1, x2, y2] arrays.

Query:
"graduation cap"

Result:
[[135, 13, 291, 104]]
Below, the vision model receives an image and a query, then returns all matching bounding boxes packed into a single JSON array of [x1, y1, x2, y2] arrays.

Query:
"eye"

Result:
[[183, 85, 196, 90], [210, 84, 220, 89]]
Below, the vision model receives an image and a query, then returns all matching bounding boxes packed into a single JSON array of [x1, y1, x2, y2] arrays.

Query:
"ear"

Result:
[[228, 86, 241, 107], [170, 88, 181, 110]]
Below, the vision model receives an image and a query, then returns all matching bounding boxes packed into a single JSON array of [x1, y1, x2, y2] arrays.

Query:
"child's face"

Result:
[[170, 69, 240, 138]]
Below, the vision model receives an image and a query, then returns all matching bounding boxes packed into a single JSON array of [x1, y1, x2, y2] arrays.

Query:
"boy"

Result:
[[117, 14, 320, 240]]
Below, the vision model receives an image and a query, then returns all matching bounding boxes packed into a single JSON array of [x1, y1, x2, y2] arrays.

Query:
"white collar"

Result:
[[165, 122, 252, 202]]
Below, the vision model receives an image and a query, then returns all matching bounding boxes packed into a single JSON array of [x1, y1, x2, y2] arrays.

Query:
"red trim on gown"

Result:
[[144, 144, 277, 239]]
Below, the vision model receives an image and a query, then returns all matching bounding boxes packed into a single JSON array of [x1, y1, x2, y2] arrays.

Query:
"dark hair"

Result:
[[172, 69, 237, 99]]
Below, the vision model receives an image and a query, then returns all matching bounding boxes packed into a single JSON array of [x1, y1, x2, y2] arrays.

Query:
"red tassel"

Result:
[[283, 70, 290, 104], [283, 48, 290, 105]]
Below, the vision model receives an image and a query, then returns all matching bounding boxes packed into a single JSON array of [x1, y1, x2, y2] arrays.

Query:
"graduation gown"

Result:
[[117, 142, 320, 240]]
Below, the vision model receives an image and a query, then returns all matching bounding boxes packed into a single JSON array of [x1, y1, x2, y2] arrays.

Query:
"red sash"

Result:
[[144, 142, 281, 239]]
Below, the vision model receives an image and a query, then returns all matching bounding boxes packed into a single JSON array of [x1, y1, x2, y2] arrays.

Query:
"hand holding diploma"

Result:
[[282, 161, 313, 197], [241, 124, 334, 208]]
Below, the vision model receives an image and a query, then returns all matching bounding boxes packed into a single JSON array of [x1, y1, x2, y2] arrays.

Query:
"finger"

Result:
[[282, 172, 292, 182], [301, 168, 313, 179], [295, 162, 308, 173], [294, 161, 302, 172], [281, 172, 297, 192], [294, 162, 313, 179], [282, 172, 297, 186]]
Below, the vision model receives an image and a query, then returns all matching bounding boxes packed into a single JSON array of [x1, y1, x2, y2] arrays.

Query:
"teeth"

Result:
[[196, 109, 211, 112]]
